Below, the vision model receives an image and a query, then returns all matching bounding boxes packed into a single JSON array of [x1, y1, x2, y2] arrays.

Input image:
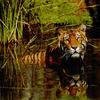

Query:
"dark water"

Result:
[[84, 39, 100, 100], [0, 39, 100, 100]]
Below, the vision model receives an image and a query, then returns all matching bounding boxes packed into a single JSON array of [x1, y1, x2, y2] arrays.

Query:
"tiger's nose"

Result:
[[72, 45, 77, 50]]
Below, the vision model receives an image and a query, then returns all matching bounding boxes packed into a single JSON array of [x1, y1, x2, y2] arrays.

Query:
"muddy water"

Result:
[[0, 39, 100, 100]]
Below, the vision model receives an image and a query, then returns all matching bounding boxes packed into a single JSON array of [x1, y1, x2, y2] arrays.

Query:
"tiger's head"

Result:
[[56, 25, 87, 59]]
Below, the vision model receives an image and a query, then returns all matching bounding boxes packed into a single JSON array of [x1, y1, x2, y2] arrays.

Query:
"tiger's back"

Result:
[[20, 50, 46, 66]]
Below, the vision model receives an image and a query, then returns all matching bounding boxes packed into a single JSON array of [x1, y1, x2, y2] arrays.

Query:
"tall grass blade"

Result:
[[25, 35, 37, 49]]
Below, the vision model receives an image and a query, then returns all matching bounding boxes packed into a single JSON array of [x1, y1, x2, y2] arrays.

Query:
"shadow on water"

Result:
[[0, 39, 100, 100]]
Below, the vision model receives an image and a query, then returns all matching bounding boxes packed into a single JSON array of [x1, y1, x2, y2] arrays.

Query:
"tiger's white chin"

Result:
[[71, 53, 80, 58]]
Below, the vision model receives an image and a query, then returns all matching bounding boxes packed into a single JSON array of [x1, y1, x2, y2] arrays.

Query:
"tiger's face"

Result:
[[57, 27, 87, 59]]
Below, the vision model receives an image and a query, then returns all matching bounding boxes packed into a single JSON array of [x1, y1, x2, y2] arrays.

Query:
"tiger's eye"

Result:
[[76, 33, 81, 40]]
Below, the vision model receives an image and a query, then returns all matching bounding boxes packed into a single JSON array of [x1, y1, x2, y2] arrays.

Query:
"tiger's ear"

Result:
[[55, 28, 65, 36], [79, 24, 88, 41], [79, 24, 86, 32]]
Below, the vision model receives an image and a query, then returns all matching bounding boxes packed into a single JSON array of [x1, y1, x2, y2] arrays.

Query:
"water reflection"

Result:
[[0, 62, 98, 100], [0, 64, 100, 100]]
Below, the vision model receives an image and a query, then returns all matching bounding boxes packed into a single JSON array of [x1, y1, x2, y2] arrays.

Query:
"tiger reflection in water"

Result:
[[45, 25, 88, 96]]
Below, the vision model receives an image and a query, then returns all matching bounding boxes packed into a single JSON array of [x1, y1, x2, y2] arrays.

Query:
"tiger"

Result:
[[21, 25, 87, 64], [45, 24, 88, 97]]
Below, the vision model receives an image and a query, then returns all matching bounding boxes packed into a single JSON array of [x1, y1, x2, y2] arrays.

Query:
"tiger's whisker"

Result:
[[87, 43, 98, 49]]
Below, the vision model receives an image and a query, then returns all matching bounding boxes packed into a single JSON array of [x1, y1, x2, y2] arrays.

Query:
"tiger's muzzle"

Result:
[[69, 46, 82, 58]]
